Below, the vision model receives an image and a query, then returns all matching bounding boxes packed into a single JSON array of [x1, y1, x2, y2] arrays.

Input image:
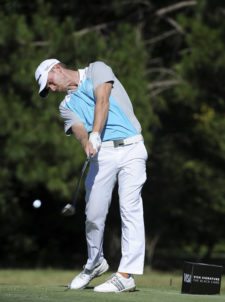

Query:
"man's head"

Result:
[[35, 59, 79, 97], [35, 59, 60, 97]]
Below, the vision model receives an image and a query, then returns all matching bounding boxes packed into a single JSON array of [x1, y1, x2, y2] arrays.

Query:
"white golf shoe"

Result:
[[69, 258, 109, 289], [94, 273, 136, 293]]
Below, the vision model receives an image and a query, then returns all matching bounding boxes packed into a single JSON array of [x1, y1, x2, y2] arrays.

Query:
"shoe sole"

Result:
[[69, 284, 87, 290], [94, 285, 136, 293], [119, 286, 136, 293]]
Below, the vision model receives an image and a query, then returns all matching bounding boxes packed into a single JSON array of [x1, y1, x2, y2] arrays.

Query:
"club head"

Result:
[[61, 204, 76, 216]]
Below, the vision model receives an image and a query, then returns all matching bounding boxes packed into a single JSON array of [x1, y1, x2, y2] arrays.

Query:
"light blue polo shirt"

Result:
[[59, 61, 141, 141]]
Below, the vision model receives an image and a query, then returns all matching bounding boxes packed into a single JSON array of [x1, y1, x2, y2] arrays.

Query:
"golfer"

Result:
[[35, 59, 148, 292]]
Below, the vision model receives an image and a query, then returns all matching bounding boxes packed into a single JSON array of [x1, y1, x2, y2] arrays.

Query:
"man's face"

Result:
[[47, 65, 68, 93]]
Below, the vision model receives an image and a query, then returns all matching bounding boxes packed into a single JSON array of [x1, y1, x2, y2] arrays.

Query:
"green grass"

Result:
[[0, 269, 224, 302]]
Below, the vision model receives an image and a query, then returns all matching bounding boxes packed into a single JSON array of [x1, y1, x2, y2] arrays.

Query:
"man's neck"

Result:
[[66, 69, 79, 91]]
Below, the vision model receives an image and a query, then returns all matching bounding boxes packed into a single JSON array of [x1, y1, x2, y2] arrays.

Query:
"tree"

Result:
[[146, 1, 225, 267]]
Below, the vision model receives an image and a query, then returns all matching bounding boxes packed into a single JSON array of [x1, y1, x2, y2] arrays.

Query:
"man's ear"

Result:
[[52, 64, 62, 72]]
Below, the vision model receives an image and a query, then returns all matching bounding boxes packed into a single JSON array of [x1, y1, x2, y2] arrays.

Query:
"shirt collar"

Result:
[[67, 68, 86, 95], [78, 68, 86, 85]]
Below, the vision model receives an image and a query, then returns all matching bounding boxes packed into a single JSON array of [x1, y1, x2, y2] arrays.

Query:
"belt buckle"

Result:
[[113, 139, 125, 147]]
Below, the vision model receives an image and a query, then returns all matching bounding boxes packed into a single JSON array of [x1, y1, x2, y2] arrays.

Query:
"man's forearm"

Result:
[[92, 97, 109, 134], [72, 123, 96, 157], [71, 124, 88, 149], [93, 82, 112, 134]]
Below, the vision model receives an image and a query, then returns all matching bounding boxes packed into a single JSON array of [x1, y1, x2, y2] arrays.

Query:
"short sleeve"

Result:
[[59, 101, 83, 135], [91, 62, 115, 89]]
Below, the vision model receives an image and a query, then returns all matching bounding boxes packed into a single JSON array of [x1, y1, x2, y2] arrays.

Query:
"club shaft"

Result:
[[71, 158, 89, 207]]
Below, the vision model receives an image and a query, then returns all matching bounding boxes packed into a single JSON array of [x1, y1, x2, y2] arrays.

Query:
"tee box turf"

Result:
[[181, 261, 223, 295]]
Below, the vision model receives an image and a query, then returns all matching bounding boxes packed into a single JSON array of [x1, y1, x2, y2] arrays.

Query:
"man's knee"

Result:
[[86, 219, 105, 232]]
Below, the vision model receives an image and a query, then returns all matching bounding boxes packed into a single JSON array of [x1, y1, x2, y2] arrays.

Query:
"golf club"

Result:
[[61, 158, 90, 216]]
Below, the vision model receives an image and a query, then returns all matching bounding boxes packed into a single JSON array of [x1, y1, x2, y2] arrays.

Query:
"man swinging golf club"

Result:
[[35, 58, 148, 293]]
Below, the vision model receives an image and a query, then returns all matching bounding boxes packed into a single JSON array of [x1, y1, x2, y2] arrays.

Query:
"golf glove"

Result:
[[89, 132, 101, 152]]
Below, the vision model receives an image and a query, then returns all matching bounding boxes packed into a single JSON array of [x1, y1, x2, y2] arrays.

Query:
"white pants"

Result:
[[84, 140, 147, 275]]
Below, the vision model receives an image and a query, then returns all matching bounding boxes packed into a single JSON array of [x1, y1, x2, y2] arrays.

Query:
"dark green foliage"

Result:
[[147, 0, 225, 267]]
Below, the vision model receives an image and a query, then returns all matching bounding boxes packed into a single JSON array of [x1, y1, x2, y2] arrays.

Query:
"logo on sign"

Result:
[[184, 273, 192, 283]]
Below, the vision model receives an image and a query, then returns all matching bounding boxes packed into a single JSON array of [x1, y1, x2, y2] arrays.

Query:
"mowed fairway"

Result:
[[0, 269, 224, 302]]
